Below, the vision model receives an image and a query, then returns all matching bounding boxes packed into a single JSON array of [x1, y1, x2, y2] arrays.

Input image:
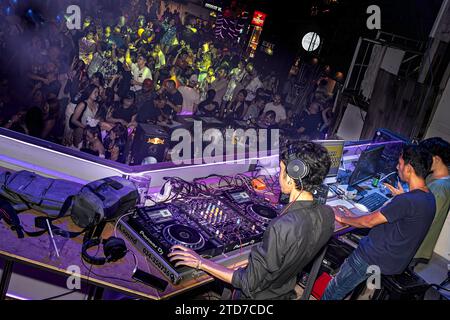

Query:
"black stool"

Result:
[[372, 269, 430, 300]]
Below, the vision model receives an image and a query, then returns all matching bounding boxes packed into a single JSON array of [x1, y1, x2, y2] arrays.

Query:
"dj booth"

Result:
[[0, 127, 438, 300]]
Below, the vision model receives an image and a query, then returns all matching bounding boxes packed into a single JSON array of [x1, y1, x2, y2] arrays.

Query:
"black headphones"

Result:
[[82, 237, 127, 266], [286, 146, 310, 181]]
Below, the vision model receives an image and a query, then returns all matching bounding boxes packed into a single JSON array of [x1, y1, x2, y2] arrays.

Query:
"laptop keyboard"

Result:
[[357, 192, 389, 212]]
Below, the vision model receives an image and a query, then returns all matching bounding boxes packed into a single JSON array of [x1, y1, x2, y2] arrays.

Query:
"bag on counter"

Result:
[[0, 170, 81, 238], [0, 170, 83, 217], [0, 171, 138, 237], [70, 176, 139, 228]]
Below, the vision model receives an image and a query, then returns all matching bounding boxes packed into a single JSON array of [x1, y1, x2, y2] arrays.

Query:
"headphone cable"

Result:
[[280, 184, 304, 216]]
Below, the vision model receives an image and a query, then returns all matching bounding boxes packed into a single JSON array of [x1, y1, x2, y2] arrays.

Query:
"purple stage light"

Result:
[[6, 293, 28, 300], [344, 140, 404, 150]]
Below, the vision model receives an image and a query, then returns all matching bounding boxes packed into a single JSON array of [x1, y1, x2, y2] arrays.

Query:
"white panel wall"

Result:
[[0, 132, 279, 188], [0, 134, 124, 184], [426, 74, 450, 142]]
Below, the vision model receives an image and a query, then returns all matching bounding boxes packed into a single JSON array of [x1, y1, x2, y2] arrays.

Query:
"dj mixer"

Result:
[[118, 188, 280, 284]]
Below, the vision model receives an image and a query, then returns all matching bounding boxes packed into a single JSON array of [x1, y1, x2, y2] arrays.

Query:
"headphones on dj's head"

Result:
[[81, 237, 127, 266], [286, 146, 310, 181]]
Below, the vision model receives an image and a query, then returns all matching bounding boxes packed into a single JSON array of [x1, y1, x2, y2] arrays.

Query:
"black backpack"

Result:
[[0, 172, 138, 238], [70, 177, 139, 228], [0, 171, 82, 217]]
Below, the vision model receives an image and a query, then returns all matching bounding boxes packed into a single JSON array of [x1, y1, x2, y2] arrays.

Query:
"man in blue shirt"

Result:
[[386, 137, 450, 265], [322, 145, 436, 300]]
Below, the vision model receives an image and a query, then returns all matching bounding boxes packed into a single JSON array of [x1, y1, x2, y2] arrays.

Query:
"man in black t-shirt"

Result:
[[293, 101, 325, 140], [168, 141, 335, 299], [322, 145, 436, 300], [107, 90, 137, 127], [197, 89, 220, 117], [160, 80, 183, 116], [135, 79, 155, 112], [137, 94, 169, 124], [136, 98, 158, 124]]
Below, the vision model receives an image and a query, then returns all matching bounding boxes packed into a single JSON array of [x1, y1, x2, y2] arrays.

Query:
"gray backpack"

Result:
[[0, 170, 84, 238], [0, 171, 82, 217], [0, 171, 139, 237], [70, 177, 139, 228]]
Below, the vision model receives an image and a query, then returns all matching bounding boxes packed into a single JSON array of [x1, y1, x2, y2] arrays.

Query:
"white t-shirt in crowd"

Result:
[[131, 63, 152, 91], [210, 78, 228, 104], [245, 76, 263, 101], [178, 86, 201, 115], [263, 103, 287, 123]]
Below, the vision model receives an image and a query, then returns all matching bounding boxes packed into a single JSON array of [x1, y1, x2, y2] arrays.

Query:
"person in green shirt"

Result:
[[386, 137, 450, 264]]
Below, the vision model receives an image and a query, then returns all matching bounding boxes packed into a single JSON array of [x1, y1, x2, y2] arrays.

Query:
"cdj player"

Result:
[[118, 188, 279, 284]]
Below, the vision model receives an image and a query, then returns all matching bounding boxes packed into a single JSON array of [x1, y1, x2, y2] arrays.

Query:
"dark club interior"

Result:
[[0, 0, 449, 306]]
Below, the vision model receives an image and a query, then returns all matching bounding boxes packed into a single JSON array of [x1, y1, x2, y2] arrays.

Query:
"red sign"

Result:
[[251, 11, 267, 27]]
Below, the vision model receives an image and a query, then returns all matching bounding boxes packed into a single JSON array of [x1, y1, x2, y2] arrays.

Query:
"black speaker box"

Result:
[[131, 123, 169, 164]]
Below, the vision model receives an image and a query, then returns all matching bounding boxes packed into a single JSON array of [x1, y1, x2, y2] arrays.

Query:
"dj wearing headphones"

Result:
[[169, 141, 335, 299]]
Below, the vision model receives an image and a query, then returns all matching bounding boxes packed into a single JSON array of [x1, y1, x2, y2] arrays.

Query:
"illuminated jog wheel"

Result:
[[163, 224, 205, 250], [246, 204, 278, 223]]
